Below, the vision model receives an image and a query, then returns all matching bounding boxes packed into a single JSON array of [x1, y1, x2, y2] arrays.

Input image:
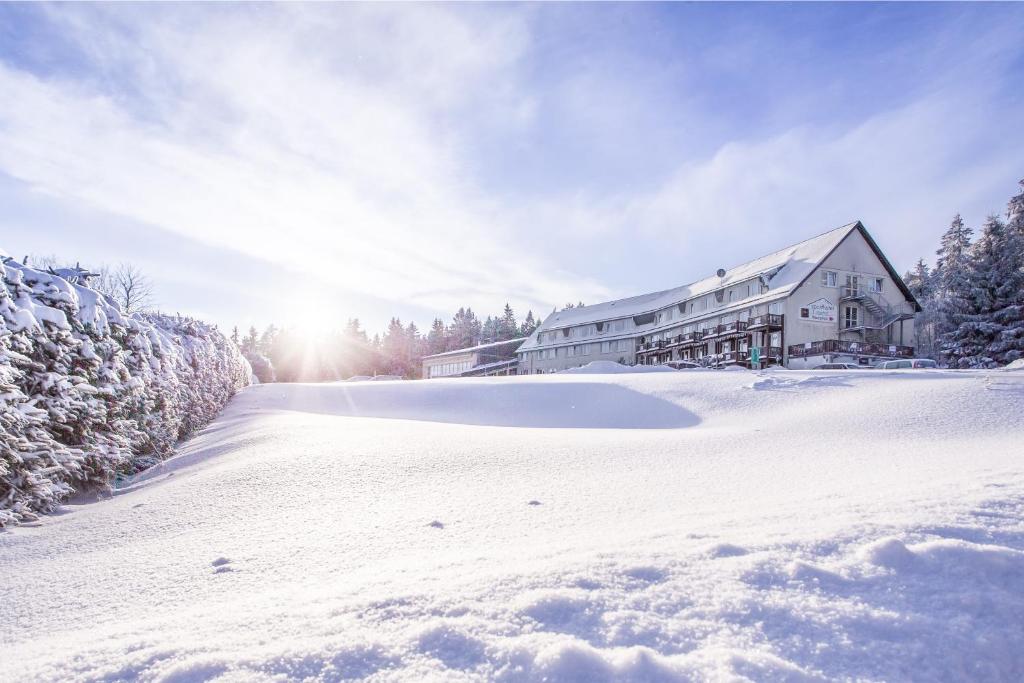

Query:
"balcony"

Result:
[[747, 313, 784, 330], [720, 320, 749, 337], [788, 339, 914, 359], [702, 325, 721, 339], [635, 340, 667, 355], [680, 331, 703, 345]]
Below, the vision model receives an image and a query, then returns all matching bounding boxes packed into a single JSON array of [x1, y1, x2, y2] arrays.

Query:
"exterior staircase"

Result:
[[840, 287, 915, 341]]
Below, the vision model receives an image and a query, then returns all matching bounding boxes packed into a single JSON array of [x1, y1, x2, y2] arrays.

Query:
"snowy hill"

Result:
[[2, 370, 1023, 681]]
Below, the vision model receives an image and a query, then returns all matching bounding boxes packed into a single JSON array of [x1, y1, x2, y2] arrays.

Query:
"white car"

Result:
[[662, 360, 701, 370], [877, 358, 938, 369]]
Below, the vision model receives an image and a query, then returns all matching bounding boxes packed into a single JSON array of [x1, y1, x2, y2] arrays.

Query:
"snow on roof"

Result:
[[519, 222, 860, 351], [421, 336, 528, 360]]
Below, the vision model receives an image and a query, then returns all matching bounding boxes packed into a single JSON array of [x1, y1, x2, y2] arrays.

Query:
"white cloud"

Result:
[[516, 90, 1022, 284], [0, 4, 611, 322], [1, 2, 1021, 330]]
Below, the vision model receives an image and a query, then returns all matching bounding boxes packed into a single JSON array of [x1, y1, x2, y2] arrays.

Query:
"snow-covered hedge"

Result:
[[0, 257, 250, 526]]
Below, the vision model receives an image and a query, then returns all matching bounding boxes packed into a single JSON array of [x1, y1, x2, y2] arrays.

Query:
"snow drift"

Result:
[[2, 369, 1023, 681], [0, 257, 249, 525], [559, 360, 677, 374]]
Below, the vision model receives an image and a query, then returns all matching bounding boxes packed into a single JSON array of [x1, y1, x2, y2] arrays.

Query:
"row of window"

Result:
[[671, 280, 767, 320], [427, 360, 472, 378], [542, 319, 629, 344], [821, 271, 884, 293], [532, 339, 633, 361]]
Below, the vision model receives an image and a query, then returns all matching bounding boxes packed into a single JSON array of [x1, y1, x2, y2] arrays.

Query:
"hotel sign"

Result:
[[800, 298, 836, 323]]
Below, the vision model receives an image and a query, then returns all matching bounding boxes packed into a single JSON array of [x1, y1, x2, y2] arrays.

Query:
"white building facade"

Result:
[[516, 222, 919, 372]]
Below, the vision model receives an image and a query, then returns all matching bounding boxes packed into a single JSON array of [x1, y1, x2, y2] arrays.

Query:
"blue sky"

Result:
[[1, 3, 1022, 334]]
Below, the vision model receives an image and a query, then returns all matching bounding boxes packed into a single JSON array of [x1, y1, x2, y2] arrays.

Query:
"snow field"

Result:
[[2, 369, 1023, 681]]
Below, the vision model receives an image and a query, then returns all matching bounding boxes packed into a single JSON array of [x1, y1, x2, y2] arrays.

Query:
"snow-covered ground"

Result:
[[3, 369, 1024, 681]]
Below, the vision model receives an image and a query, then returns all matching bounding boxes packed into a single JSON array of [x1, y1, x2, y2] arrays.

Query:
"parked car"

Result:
[[877, 358, 938, 369], [812, 363, 863, 370], [662, 360, 701, 370]]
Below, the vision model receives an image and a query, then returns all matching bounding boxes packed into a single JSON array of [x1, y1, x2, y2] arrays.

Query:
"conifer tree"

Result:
[[991, 183, 1024, 363], [942, 215, 1006, 367], [934, 214, 974, 358], [520, 310, 538, 337], [499, 303, 517, 341], [903, 259, 937, 358], [427, 318, 446, 355]]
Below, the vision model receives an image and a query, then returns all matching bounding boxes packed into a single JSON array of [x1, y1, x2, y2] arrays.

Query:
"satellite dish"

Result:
[[716, 268, 726, 278]]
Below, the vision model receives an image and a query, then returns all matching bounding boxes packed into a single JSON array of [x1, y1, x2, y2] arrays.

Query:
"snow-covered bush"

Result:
[[0, 257, 250, 525], [242, 350, 275, 384]]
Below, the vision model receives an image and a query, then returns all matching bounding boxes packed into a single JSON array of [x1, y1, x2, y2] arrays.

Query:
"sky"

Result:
[[1, 2, 1022, 336]]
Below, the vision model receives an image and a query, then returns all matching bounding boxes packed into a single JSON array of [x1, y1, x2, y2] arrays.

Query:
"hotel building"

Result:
[[516, 222, 920, 372]]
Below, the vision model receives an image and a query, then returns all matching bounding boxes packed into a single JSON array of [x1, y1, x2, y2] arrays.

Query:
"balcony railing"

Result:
[[788, 339, 914, 359], [721, 350, 748, 364], [747, 313, 784, 330], [720, 320, 749, 336]]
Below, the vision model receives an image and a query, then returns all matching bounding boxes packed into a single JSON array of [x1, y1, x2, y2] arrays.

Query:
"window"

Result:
[[745, 284, 752, 298], [870, 277, 883, 293], [702, 297, 709, 311], [800, 307, 810, 319], [821, 271, 838, 287], [769, 302, 783, 315], [728, 290, 736, 302], [844, 306, 859, 329], [845, 274, 859, 297]]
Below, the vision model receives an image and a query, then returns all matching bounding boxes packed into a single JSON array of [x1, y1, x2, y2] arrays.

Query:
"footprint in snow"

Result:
[[211, 557, 236, 573], [428, 520, 445, 529], [528, 500, 542, 506]]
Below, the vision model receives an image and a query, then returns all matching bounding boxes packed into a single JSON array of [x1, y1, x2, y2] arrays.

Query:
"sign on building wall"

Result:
[[799, 298, 836, 323]]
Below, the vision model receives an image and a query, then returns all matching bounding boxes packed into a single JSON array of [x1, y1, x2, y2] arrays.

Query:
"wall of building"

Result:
[[784, 230, 915, 364], [423, 351, 477, 378], [518, 342, 635, 374]]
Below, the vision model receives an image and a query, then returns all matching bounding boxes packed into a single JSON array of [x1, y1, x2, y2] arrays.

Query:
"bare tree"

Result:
[[26, 255, 156, 314], [100, 263, 156, 314]]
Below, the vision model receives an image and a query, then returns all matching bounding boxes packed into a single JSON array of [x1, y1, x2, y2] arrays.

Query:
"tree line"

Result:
[[902, 178, 1024, 368], [235, 303, 541, 382]]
